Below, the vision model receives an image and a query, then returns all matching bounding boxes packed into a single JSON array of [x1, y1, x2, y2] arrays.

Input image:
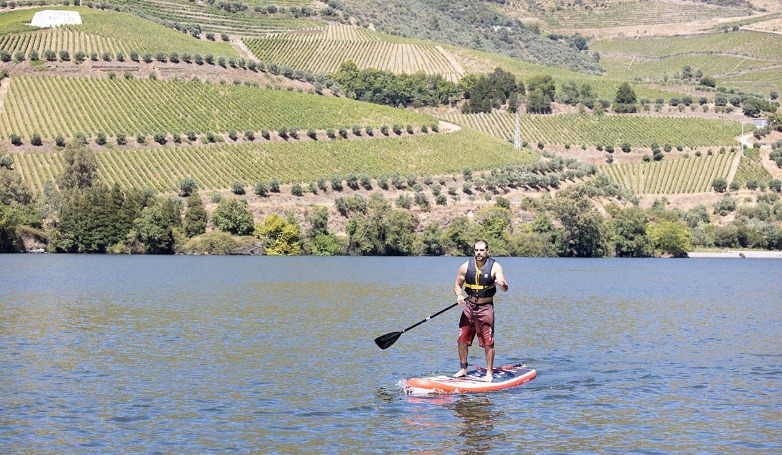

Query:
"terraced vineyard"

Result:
[[591, 30, 782, 60], [0, 28, 134, 61], [10, 128, 536, 193], [591, 30, 782, 92], [0, 75, 435, 141], [105, 0, 317, 35], [244, 25, 462, 80], [0, 7, 237, 57], [547, 1, 751, 29], [439, 112, 744, 148], [600, 151, 737, 194], [732, 147, 774, 188]]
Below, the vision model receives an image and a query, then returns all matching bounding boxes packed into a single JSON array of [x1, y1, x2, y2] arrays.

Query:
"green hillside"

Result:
[[439, 112, 745, 148], [591, 30, 782, 94], [0, 0, 779, 201], [10, 128, 537, 193], [0, 7, 237, 57]]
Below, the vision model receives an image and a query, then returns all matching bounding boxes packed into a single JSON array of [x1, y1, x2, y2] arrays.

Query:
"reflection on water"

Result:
[[447, 395, 504, 455], [1, 256, 780, 454]]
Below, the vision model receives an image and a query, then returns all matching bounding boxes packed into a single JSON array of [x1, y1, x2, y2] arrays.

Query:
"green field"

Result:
[[0, 75, 435, 141], [10, 128, 538, 193], [0, 7, 237, 57], [592, 30, 782, 94], [98, 0, 318, 35], [732, 147, 774, 188], [591, 30, 782, 60], [439, 112, 745, 148], [244, 25, 461, 80], [600, 151, 737, 194]]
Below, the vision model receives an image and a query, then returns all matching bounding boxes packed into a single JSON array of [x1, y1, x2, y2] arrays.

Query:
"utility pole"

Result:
[[513, 93, 521, 150]]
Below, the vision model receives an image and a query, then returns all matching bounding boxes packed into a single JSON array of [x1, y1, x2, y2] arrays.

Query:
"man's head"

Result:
[[474, 240, 489, 262]]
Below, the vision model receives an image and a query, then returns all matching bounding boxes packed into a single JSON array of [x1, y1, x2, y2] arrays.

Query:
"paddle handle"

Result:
[[402, 302, 459, 333]]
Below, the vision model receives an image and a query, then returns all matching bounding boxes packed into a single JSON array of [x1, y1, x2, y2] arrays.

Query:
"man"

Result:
[[453, 240, 508, 382]]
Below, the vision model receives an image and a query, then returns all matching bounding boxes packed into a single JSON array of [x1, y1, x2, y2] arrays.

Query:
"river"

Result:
[[1, 255, 780, 454]]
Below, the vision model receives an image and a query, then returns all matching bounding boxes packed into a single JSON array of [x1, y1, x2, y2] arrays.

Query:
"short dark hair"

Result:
[[474, 239, 489, 250]]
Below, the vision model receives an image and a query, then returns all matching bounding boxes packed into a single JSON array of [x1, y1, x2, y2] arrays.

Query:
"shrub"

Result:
[[255, 181, 269, 197], [55, 134, 66, 147], [154, 132, 167, 145], [245, 130, 255, 141], [331, 175, 344, 191], [346, 173, 360, 190], [414, 192, 430, 211], [291, 183, 303, 196], [179, 178, 198, 197], [339, 127, 348, 139], [326, 128, 336, 139], [95, 132, 106, 146], [360, 174, 372, 190], [351, 124, 361, 135], [9, 133, 22, 146], [392, 124, 402, 135], [406, 124, 414, 134], [307, 128, 317, 140], [232, 181, 246, 195], [30, 132, 42, 146], [270, 178, 281, 193], [380, 124, 389, 136], [115, 133, 126, 146], [396, 194, 412, 209]]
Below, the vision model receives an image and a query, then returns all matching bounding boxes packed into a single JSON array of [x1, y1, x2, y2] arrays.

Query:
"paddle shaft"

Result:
[[400, 302, 459, 334]]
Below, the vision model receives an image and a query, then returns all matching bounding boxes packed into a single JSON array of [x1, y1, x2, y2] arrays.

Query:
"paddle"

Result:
[[374, 302, 459, 350]]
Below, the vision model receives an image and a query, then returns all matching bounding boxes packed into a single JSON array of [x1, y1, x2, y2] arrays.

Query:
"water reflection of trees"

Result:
[[445, 395, 506, 455]]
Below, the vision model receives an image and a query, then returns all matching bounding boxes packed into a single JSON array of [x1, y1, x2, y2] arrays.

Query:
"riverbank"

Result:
[[688, 251, 782, 258]]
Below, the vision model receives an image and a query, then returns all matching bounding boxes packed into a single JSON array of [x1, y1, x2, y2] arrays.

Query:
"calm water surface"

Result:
[[1, 256, 780, 454]]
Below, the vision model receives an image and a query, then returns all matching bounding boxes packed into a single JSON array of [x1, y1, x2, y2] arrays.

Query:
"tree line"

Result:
[[3, 141, 782, 256]]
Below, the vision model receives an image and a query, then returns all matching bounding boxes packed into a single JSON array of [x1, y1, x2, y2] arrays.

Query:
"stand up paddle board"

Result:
[[402, 364, 536, 394]]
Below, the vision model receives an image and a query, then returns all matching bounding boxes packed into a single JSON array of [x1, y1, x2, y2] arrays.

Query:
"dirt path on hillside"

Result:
[[232, 38, 256, 61], [435, 46, 465, 76], [553, 12, 777, 39], [0, 78, 9, 120]]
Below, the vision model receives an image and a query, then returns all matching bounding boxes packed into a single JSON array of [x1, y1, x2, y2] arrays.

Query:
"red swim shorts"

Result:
[[458, 302, 494, 347]]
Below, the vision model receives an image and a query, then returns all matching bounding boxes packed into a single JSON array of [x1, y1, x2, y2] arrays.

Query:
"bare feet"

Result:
[[483, 374, 493, 382], [453, 368, 467, 378]]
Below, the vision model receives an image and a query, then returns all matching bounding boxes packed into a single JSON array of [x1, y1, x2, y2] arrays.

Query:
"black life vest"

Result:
[[464, 257, 496, 298]]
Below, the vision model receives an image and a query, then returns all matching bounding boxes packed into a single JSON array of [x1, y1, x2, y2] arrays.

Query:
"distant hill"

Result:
[[341, 0, 603, 75]]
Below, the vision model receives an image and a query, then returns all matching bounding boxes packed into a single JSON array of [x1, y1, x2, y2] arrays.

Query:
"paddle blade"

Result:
[[374, 331, 402, 350]]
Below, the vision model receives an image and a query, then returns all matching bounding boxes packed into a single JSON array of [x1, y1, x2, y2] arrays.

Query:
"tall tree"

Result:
[[58, 142, 98, 191], [551, 188, 607, 257], [183, 194, 208, 237]]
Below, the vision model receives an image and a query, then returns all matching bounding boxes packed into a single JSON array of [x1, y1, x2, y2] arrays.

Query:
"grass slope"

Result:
[[0, 7, 236, 57], [11, 128, 537, 193], [0, 75, 435, 140]]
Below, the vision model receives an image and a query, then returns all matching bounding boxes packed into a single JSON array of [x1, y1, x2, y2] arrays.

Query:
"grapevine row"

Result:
[[439, 112, 743, 148], [599, 151, 736, 195], [10, 128, 531, 193]]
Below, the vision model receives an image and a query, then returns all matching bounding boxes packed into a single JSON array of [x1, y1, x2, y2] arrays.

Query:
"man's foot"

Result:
[[483, 374, 493, 382], [453, 368, 467, 378]]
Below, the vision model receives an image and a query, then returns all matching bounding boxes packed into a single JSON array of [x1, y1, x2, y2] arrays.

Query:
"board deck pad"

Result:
[[402, 364, 536, 394]]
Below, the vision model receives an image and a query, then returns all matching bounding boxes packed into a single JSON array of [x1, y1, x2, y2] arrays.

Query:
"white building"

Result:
[[30, 10, 82, 28]]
